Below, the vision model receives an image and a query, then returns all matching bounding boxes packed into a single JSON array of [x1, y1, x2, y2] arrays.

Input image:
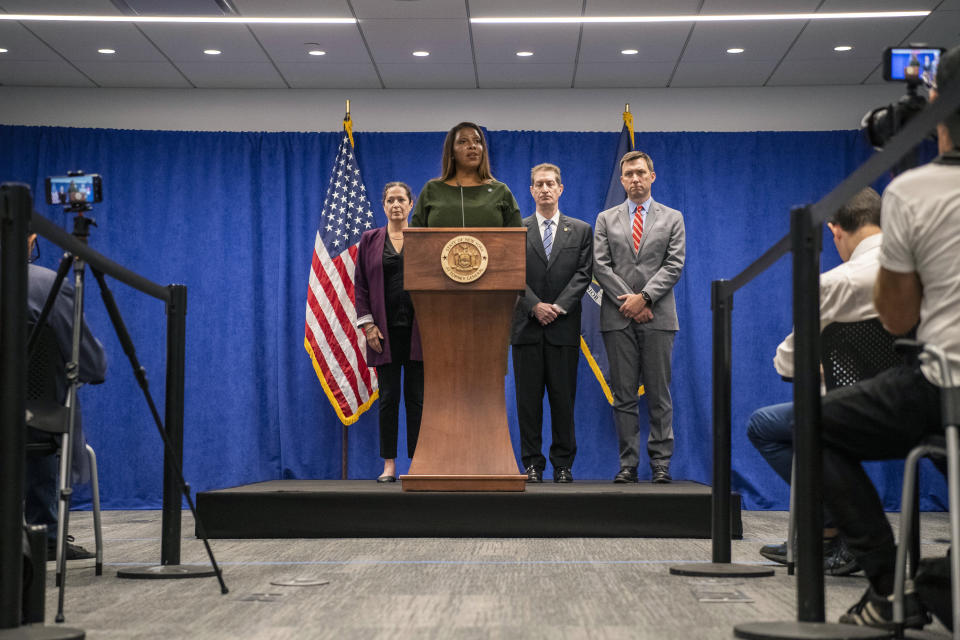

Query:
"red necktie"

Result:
[[632, 207, 643, 251]]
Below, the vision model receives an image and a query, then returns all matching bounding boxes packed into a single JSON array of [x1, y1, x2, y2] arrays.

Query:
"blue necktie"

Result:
[[543, 219, 553, 258]]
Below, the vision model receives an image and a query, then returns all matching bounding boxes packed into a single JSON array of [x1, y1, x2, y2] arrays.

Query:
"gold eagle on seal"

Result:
[[440, 235, 489, 283]]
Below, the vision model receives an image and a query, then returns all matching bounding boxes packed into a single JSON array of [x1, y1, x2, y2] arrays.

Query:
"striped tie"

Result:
[[543, 219, 553, 258], [632, 206, 643, 251]]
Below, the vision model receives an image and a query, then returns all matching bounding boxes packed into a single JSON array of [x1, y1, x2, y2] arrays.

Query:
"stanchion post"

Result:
[[0, 184, 30, 629], [161, 284, 187, 566], [711, 279, 733, 563], [791, 205, 825, 622]]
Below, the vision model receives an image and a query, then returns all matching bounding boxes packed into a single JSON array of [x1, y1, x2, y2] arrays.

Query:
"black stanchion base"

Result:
[[734, 621, 892, 639], [669, 563, 776, 578], [0, 626, 84, 639], [116, 564, 217, 580]]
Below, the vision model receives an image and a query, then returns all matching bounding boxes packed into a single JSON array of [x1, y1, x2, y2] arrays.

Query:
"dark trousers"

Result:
[[820, 364, 942, 592], [25, 429, 59, 542], [375, 325, 423, 460], [512, 341, 579, 472]]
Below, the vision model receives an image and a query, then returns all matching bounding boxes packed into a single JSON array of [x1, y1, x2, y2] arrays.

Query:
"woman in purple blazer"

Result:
[[354, 182, 424, 482]]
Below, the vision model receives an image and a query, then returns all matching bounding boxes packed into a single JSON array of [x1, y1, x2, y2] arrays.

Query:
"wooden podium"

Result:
[[399, 228, 528, 492]]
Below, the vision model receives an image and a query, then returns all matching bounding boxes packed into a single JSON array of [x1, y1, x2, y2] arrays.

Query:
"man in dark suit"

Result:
[[594, 150, 686, 484], [511, 163, 593, 483]]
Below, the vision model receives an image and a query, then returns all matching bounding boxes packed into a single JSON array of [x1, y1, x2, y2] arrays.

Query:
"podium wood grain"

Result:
[[400, 228, 528, 492]]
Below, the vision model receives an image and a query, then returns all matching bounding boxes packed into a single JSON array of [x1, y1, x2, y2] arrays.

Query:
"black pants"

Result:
[[375, 325, 423, 460], [820, 364, 942, 591], [512, 341, 579, 472]]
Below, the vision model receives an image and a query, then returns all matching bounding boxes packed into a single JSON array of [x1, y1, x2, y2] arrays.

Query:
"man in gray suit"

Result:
[[594, 150, 686, 483], [511, 163, 593, 483]]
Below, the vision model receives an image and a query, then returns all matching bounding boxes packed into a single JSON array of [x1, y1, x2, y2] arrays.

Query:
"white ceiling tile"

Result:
[[276, 61, 381, 88], [249, 24, 368, 63], [574, 61, 674, 87], [137, 23, 269, 63], [0, 0, 120, 13], [472, 24, 580, 63], [351, 0, 466, 19], [360, 19, 472, 63], [584, 0, 702, 15], [24, 22, 167, 62], [670, 60, 778, 86], [477, 62, 573, 88], [73, 60, 191, 87], [938, 0, 960, 10], [863, 66, 887, 83], [579, 23, 692, 63], [700, 0, 820, 10], [0, 59, 95, 86], [176, 61, 287, 88], [682, 22, 805, 62], [788, 15, 926, 60], [378, 63, 476, 88], [0, 21, 61, 60], [905, 11, 960, 48], [231, 0, 353, 17], [469, 0, 582, 17], [767, 58, 880, 85]]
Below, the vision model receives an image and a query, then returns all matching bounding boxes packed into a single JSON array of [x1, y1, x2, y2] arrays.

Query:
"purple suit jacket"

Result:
[[354, 226, 423, 367]]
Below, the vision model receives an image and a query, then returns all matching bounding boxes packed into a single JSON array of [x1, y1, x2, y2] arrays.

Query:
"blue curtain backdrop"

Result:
[[0, 124, 945, 512]]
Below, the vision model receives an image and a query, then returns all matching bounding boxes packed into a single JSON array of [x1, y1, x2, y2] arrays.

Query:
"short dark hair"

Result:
[[382, 181, 412, 203], [530, 163, 561, 185], [936, 44, 960, 144], [828, 187, 881, 232], [619, 150, 654, 174]]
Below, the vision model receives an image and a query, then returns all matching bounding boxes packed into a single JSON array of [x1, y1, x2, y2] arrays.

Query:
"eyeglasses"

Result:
[[28, 238, 39, 263]]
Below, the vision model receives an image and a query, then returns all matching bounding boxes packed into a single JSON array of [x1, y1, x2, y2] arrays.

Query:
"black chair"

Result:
[[893, 342, 959, 639], [25, 322, 103, 575], [785, 318, 904, 571]]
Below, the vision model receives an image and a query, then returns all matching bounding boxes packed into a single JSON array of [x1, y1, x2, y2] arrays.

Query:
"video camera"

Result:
[[45, 171, 102, 206], [861, 46, 946, 151]]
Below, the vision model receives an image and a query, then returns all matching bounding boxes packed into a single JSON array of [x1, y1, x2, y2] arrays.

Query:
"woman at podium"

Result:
[[411, 122, 522, 228], [355, 182, 424, 483]]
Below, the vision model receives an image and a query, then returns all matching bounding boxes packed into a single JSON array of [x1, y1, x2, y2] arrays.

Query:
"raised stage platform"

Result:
[[196, 480, 742, 539]]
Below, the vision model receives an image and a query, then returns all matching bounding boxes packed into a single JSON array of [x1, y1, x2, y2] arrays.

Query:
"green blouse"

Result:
[[410, 180, 522, 228]]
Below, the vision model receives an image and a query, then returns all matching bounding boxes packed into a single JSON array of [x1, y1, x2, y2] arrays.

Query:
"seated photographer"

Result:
[[820, 44, 960, 630], [23, 233, 108, 560], [747, 187, 882, 576]]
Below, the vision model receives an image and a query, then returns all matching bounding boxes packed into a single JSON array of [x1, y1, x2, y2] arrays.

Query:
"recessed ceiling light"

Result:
[[412, 50, 430, 57], [97, 48, 115, 54], [0, 48, 7, 53], [834, 45, 853, 52], [0, 14, 356, 24], [726, 47, 745, 54], [516, 51, 533, 57], [470, 11, 929, 24], [203, 49, 221, 55], [621, 49, 639, 55], [308, 49, 326, 56]]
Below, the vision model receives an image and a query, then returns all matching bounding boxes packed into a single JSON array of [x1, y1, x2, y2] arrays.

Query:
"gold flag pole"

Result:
[[342, 97, 351, 480]]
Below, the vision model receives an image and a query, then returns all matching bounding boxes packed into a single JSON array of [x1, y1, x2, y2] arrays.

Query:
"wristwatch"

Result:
[[640, 291, 652, 305]]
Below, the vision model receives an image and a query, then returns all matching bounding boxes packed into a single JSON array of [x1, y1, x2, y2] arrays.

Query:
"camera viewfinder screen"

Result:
[[887, 48, 941, 83], [47, 175, 100, 205]]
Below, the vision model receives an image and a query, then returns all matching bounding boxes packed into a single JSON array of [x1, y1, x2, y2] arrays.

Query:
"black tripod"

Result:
[[26, 204, 227, 623]]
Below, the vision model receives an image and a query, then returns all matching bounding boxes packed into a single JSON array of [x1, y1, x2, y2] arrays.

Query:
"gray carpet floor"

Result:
[[28, 509, 952, 639]]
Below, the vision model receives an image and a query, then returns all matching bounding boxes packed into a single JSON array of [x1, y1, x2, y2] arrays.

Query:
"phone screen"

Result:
[[46, 174, 101, 205], [885, 47, 943, 83]]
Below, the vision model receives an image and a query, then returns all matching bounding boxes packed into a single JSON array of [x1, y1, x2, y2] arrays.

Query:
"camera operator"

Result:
[[820, 44, 960, 630], [22, 232, 107, 560]]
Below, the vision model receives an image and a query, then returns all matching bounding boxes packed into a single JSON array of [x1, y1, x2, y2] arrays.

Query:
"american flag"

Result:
[[304, 122, 379, 425]]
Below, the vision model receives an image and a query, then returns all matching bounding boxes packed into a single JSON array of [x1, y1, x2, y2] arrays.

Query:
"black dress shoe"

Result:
[[525, 465, 543, 483], [651, 464, 672, 484], [553, 467, 573, 483], [376, 474, 397, 483], [613, 467, 638, 483], [47, 536, 94, 561]]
